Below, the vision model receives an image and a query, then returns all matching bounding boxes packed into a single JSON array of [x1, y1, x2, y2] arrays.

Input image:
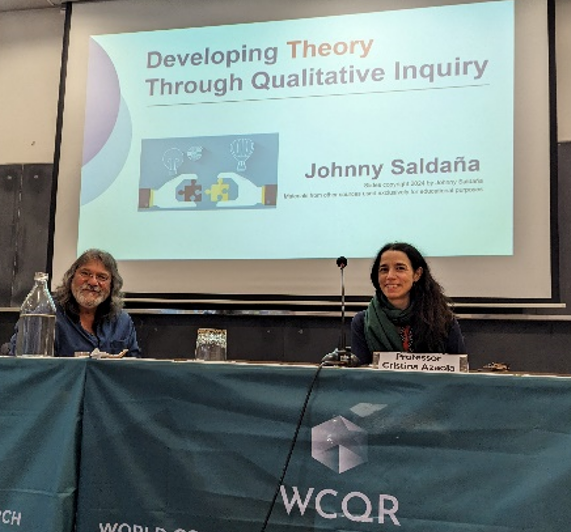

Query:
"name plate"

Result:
[[372, 352, 469, 373]]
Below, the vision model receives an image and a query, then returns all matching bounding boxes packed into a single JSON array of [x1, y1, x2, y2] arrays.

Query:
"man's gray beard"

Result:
[[73, 286, 107, 309]]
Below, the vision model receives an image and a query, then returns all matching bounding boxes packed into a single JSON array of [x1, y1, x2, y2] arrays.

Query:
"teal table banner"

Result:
[[77, 361, 571, 532], [0, 357, 87, 532]]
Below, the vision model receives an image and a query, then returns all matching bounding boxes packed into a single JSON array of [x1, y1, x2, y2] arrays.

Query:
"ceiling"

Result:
[[0, 0, 98, 11]]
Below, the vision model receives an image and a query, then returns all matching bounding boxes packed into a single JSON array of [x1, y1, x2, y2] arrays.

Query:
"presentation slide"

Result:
[[78, 1, 514, 261], [54, 0, 553, 300]]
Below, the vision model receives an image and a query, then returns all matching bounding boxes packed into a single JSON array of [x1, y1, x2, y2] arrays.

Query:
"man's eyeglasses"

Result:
[[76, 269, 111, 284]]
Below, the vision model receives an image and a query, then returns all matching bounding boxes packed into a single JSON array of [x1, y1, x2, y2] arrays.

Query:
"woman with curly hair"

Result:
[[351, 242, 466, 365]]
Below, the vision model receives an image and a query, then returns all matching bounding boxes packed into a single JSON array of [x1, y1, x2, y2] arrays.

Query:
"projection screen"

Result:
[[53, 0, 556, 303]]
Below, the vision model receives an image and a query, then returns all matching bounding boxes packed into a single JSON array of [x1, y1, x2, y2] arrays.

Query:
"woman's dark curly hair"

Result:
[[53, 249, 124, 320], [370, 242, 455, 352]]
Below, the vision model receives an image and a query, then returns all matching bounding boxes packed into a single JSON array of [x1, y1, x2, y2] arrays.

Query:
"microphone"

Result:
[[321, 256, 360, 367]]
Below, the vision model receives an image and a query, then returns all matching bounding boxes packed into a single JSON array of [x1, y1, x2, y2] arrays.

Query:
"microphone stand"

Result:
[[322, 257, 359, 367]]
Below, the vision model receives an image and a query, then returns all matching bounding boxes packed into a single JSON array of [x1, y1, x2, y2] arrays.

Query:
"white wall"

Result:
[[0, 8, 64, 163], [0, 0, 569, 157]]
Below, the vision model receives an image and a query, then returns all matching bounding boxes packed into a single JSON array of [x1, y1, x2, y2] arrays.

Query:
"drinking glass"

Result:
[[195, 328, 227, 361]]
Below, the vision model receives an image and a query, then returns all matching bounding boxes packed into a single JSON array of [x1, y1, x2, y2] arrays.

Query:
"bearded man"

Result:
[[10, 249, 140, 357]]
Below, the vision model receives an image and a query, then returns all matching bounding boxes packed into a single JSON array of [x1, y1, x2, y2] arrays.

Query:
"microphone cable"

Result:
[[259, 362, 325, 532]]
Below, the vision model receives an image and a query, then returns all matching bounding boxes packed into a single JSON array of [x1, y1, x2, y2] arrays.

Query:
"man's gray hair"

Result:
[[53, 249, 124, 319]]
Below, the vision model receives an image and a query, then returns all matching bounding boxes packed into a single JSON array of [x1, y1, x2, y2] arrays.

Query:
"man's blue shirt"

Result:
[[54, 305, 141, 357]]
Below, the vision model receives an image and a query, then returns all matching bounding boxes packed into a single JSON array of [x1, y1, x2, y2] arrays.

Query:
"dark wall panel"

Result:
[[0, 165, 21, 306], [13, 164, 53, 305], [459, 319, 571, 374], [130, 313, 341, 363], [0, 163, 53, 307]]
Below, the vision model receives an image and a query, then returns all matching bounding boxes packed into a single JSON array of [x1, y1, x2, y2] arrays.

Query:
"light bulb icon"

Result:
[[230, 138, 254, 172], [162, 147, 184, 176]]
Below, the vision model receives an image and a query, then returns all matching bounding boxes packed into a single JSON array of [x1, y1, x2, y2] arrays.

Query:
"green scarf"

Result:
[[364, 293, 414, 352]]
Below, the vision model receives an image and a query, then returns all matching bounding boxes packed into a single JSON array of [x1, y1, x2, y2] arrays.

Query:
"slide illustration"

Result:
[[138, 133, 278, 210]]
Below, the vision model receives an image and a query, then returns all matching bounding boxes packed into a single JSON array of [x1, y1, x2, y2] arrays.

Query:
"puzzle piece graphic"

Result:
[[205, 178, 230, 202], [176, 179, 202, 202]]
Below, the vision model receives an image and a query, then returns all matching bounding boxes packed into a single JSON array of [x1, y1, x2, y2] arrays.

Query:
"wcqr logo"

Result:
[[279, 403, 401, 526]]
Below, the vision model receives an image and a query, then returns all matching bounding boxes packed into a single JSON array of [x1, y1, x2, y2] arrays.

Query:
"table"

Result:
[[2, 357, 571, 532], [0, 357, 84, 531]]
